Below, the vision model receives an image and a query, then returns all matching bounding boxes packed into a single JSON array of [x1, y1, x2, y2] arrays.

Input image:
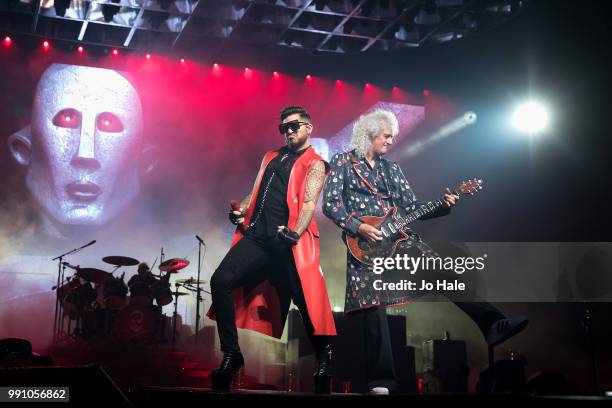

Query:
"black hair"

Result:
[[279, 106, 312, 122]]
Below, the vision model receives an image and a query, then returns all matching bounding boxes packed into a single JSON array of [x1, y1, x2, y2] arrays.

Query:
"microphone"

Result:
[[196, 235, 205, 244], [230, 200, 246, 232], [82, 240, 96, 249]]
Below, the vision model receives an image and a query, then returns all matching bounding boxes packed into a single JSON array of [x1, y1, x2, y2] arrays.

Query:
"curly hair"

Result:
[[350, 109, 399, 158]]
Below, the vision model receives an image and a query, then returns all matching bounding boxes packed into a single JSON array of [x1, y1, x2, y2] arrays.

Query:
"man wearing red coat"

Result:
[[208, 106, 336, 392]]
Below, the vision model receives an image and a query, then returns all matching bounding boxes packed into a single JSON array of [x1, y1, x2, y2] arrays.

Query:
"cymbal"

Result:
[[172, 291, 189, 296], [159, 258, 189, 272], [102, 256, 139, 266], [77, 268, 111, 284], [176, 277, 207, 285]]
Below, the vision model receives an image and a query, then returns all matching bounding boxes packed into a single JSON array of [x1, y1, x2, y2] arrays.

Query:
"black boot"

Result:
[[486, 317, 528, 347], [211, 351, 244, 391], [313, 343, 333, 394]]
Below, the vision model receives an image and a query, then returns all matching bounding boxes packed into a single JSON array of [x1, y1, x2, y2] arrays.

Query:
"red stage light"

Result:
[[146, 53, 151, 59], [273, 71, 279, 76], [42, 40, 50, 50], [306, 74, 312, 80], [3, 36, 11, 46], [423, 88, 430, 97], [213, 63, 219, 67], [112, 49, 119, 56], [180, 58, 185, 63], [77, 46, 84, 53], [392, 86, 399, 92]]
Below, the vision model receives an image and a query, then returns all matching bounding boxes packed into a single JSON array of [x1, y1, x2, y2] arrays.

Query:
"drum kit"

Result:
[[54, 254, 208, 345]]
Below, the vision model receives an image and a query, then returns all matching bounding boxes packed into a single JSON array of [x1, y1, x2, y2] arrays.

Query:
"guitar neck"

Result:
[[392, 188, 461, 230]]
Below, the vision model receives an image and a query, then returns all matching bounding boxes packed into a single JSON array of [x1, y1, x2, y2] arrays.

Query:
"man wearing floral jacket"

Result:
[[323, 109, 527, 394]]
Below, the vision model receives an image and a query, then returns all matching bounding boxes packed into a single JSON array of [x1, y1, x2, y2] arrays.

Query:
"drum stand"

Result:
[[194, 236, 205, 344], [51, 241, 96, 341], [69, 315, 83, 339], [172, 282, 181, 345], [52, 261, 67, 340]]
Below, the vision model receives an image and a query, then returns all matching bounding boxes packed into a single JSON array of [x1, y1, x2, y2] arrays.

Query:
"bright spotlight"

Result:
[[512, 101, 549, 134], [464, 111, 477, 124]]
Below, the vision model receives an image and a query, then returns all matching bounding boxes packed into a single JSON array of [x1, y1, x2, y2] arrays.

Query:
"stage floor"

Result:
[[131, 386, 612, 407]]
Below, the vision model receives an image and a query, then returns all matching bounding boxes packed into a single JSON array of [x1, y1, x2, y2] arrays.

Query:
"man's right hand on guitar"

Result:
[[358, 223, 383, 243]]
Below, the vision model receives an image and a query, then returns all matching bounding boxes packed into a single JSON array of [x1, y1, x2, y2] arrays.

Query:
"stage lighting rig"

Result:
[[101, 0, 121, 23], [53, 0, 70, 17], [0, 0, 529, 54], [158, 0, 174, 10]]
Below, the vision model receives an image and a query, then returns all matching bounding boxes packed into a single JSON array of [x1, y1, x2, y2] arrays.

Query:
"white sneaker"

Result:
[[368, 387, 389, 395]]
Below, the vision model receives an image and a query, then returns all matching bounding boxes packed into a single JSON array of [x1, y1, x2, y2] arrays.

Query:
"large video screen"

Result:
[[0, 55, 430, 348]]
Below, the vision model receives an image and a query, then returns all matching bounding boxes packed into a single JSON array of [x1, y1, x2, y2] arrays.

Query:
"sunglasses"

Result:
[[278, 120, 310, 135]]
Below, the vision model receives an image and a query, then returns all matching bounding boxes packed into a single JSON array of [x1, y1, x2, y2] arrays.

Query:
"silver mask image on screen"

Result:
[[9, 64, 144, 227]]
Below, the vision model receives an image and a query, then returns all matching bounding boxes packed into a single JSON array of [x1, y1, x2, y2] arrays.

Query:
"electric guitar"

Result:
[[346, 179, 483, 266]]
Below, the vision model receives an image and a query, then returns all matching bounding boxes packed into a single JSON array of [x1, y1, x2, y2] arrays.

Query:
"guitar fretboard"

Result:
[[390, 188, 461, 231]]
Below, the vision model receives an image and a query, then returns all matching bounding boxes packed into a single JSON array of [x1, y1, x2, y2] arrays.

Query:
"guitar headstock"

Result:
[[457, 178, 483, 195]]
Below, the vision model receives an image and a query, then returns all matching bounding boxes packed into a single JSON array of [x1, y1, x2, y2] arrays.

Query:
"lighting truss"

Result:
[[0, 0, 528, 55]]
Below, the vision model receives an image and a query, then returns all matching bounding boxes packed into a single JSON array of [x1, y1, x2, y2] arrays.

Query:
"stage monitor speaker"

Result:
[[0, 364, 131, 406], [422, 339, 469, 392], [477, 359, 527, 393]]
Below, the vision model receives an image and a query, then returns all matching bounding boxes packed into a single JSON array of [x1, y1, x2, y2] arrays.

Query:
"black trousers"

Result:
[[353, 302, 504, 391], [350, 306, 398, 391], [353, 240, 506, 390], [211, 234, 328, 354]]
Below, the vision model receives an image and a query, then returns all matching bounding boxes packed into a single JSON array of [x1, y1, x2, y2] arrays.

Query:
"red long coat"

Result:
[[208, 147, 337, 338]]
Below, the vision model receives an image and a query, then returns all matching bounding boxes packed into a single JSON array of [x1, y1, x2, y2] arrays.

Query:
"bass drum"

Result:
[[81, 309, 112, 339], [113, 304, 160, 343]]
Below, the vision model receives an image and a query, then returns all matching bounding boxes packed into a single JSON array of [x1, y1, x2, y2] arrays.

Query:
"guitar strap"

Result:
[[380, 159, 426, 247], [380, 159, 396, 212], [349, 151, 393, 212]]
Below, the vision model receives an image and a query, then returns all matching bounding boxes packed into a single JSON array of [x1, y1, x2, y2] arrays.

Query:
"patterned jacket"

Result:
[[322, 150, 449, 311]]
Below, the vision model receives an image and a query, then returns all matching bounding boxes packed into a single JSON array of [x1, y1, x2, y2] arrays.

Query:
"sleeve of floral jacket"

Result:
[[390, 160, 450, 219], [322, 153, 363, 236]]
